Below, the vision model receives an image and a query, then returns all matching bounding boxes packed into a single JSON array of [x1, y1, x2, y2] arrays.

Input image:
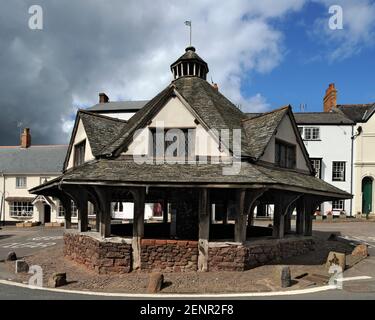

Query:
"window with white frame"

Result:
[[40, 177, 50, 184], [10, 202, 33, 217], [332, 200, 345, 211], [58, 200, 78, 217], [304, 127, 320, 140], [298, 127, 303, 136], [332, 161, 346, 181], [15, 177, 27, 189], [310, 158, 322, 178]]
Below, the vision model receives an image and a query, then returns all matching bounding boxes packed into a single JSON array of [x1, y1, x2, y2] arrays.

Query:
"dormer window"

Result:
[[275, 139, 296, 169], [73, 140, 86, 167]]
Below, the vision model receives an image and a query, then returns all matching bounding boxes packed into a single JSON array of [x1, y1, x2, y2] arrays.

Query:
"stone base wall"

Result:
[[141, 239, 198, 272], [209, 238, 315, 271], [64, 232, 314, 273], [64, 233, 132, 274]]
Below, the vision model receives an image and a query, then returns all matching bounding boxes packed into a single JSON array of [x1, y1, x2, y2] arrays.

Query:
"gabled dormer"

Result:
[[242, 106, 313, 174]]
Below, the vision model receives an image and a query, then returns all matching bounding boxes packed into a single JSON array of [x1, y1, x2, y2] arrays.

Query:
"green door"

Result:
[[362, 177, 373, 214]]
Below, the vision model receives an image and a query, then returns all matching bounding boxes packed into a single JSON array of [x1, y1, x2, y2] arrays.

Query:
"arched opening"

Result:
[[362, 177, 373, 214]]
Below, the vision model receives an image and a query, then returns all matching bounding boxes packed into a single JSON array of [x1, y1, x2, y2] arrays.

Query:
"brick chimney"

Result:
[[323, 83, 337, 112], [20, 128, 31, 148], [212, 83, 219, 91], [99, 92, 109, 103]]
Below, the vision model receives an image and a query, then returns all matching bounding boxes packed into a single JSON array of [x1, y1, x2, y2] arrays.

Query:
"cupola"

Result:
[[170, 46, 209, 80]]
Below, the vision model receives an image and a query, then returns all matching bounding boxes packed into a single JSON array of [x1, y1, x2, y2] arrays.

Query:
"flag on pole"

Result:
[[184, 20, 191, 26]]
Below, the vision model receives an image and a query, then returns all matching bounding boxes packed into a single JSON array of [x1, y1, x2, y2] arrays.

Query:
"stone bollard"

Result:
[[147, 272, 164, 293], [15, 260, 29, 273], [325, 252, 346, 271], [48, 273, 67, 288], [275, 266, 291, 288], [351, 244, 368, 258], [6, 251, 17, 261]]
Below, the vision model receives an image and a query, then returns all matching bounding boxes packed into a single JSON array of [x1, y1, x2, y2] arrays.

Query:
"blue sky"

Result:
[[241, 1, 375, 112], [0, 0, 374, 144]]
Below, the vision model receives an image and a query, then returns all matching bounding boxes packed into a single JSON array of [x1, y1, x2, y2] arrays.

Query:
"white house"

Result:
[[337, 102, 375, 216], [294, 84, 355, 216], [0, 128, 68, 224]]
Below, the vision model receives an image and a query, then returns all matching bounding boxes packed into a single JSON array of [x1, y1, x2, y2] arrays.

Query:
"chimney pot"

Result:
[[212, 83, 219, 91], [20, 128, 31, 148], [99, 93, 109, 103], [323, 83, 337, 112]]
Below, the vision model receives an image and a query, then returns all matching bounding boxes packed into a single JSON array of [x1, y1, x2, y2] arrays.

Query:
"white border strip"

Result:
[[336, 276, 372, 282], [0, 279, 337, 298]]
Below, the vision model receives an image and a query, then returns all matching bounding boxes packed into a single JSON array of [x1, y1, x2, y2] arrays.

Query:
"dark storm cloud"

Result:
[[0, 0, 306, 145]]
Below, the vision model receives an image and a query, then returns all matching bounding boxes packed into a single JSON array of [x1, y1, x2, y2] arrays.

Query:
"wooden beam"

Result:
[[131, 187, 145, 271], [77, 194, 88, 233], [272, 193, 300, 239], [296, 198, 305, 235], [234, 189, 247, 243], [93, 187, 111, 238], [62, 187, 88, 232], [303, 196, 322, 236], [198, 188, 210, 272], [244, 189, 268, 233], [59, 194, 72, 230]]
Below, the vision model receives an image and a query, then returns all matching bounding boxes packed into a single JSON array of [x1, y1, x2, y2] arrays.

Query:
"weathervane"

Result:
[[184, 20, 192, 46]]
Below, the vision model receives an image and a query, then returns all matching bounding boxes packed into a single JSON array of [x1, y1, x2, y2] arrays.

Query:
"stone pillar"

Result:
[[132, 187, 145, 271], [198, 188, 210, 272], [234, 189, 247, 243]]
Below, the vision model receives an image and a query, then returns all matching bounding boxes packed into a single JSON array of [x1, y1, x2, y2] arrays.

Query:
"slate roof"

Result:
[[242, 107, 289, 160], [336, 103, 375, 122], [294, 111, 354, 125], [31, 158, 350, 198], [0, 145, 67, 174], [79, 111, 128, 156], [86, 100, 149, 113], [99, 77, 253, 157]]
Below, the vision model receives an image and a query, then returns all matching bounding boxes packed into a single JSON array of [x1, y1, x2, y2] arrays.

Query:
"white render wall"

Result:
[[353, 115, 375, 215], [0, 174, 62, 223], [261, 115, 310, 172], [299, 124, 353, 216], [99, 112, 135, 121]]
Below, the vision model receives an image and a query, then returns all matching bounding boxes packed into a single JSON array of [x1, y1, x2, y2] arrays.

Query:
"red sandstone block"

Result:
[[166, 240, 177, 244], [155, 239, 167, 245], [176, 241, 188, 246], [187, 241, 198, 247], [141, 239, 155, 245]]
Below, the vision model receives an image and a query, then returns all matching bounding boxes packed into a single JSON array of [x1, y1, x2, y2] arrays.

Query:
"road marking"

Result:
[[0, 279, 338, 297], [340, 235, 375, 248], [1, 242, 56, 249], [336, 276, 372, 282], [0, 276, 371, 298], [28, 236, 63, 241]]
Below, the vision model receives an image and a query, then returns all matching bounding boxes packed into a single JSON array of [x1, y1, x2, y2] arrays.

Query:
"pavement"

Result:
[[0, 221, 374, 300], [0, 226, 63, 262]]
